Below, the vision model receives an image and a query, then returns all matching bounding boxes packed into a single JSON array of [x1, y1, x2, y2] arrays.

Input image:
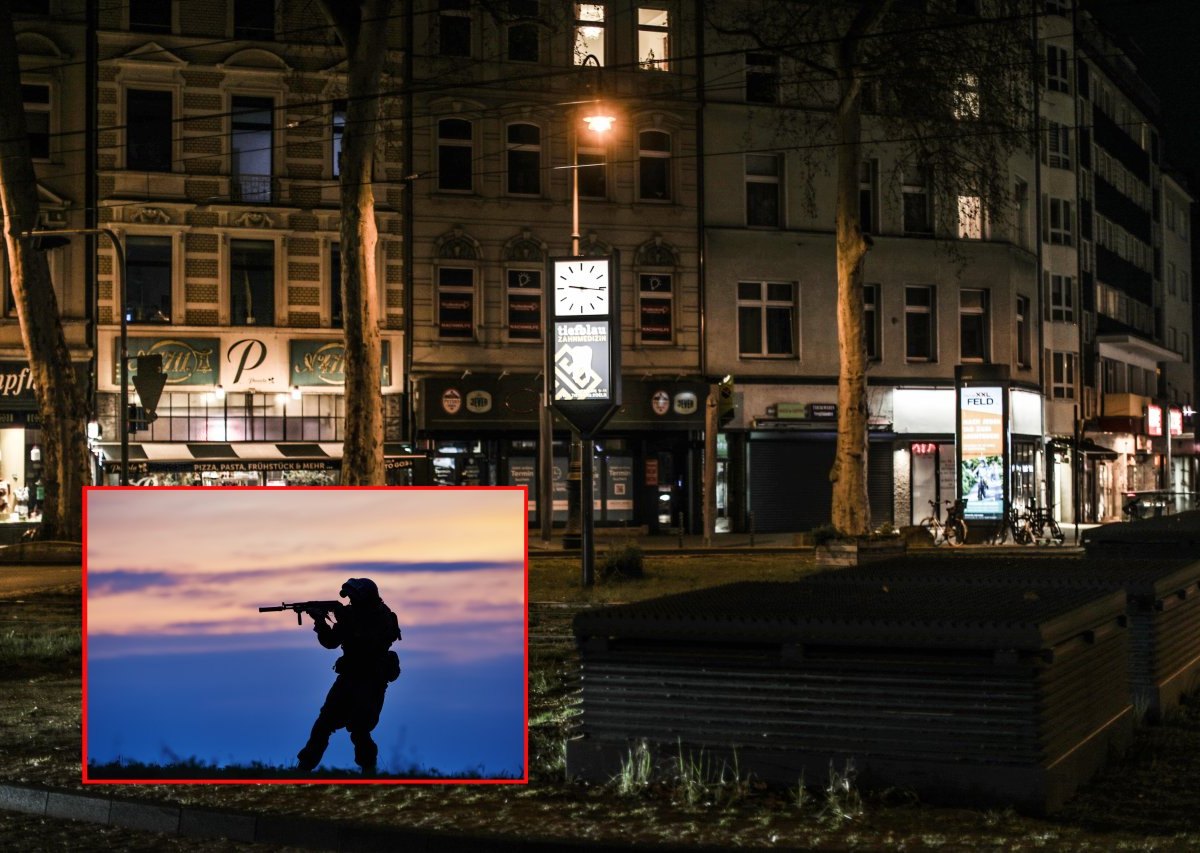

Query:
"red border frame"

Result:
[[81, 484, 530, 786]]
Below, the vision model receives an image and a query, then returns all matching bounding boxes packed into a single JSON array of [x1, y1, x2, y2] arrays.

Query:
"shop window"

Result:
[[506, 269, 542, 341], [737, 281, 795, 357], [577, 142, 606, 199], [859, 160, 878, 234], [439, 0, 472, 58], [22, 83, 50, 161], [234, 0, 273, 40], [230, 95, 274, 202], [639, 273, 673, 343], [437, 267, 475, 339], [1049, 350, 1076, 399], [959, 288, 989, 362], [637, 7, 669, 71], [863, 283, 880, 360], [574, 3, 606, 65], [905, 285, 936, 362], [437, 118, 473, 192], [902, 168, 932, 235], [329, 245, 343, 328], [126, 236, 172, 324], [331, 99, 346, 177], [125, 89, 173, 172], [1046, 272, 1074, 322], [129, 0, 170, 32], [745, 153, 781, 227], [1016, 294, 1031, 367], [506, 123, 541, 195], [638, 130, 671, 201], [745, 52, 778, 104], [507, 0, 540, 62], [229, 239, 275, 326]]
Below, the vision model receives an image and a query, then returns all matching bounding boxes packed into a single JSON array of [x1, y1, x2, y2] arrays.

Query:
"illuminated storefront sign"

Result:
[[958, 386, 1005, 520]]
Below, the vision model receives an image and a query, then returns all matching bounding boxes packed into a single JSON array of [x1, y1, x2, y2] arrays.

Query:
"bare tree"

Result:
[[0, 7, 89, 540], [709, 0, 1034, 535], [317, 0, 393, 485]]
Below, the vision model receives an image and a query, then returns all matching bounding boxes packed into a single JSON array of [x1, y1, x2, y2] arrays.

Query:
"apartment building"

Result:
[[406, 1, 704, 531], [87, 1, 409, 485]]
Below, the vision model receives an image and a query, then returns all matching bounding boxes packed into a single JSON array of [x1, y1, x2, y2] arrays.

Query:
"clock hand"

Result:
[[567, 284, 605, 291]]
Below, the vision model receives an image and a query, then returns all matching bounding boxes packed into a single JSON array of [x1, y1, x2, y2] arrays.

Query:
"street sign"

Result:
[[132, 353, 167, 416]]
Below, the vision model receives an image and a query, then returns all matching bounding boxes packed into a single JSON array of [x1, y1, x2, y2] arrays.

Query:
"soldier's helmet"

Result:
[[340, 577, 380, 602]]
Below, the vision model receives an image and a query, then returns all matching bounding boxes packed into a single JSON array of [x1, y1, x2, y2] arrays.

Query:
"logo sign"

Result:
[[1147, 404, 1163, 437], [466, 390, 493, 414], [442, 388, 462, 414], [911, 442, 938, 455], [808, 402, 838, 419], [290, 340, 392, 387], [651, 390, 670, 415], [124, 338, 218, 385], [958, 386, 1004, 520], [1169, 408, 1183, 437], [553, 322, 612, 402], [673, 391, 698, 416]]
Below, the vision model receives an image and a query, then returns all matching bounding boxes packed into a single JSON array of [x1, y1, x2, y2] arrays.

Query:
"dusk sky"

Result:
[[85, 488, 527, 780]]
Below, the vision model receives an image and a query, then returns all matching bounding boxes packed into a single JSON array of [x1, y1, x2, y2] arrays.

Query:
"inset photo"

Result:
[[84, 487, 527, 784]]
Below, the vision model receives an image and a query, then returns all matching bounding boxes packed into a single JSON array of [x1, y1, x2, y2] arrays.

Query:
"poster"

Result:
[[959, 386, 1004, 519]]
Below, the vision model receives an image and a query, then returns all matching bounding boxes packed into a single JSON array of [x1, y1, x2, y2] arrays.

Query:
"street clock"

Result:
[[553, 259, 611, 317]]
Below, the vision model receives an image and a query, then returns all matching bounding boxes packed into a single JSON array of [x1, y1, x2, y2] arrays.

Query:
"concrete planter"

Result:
[[814, 536, 907, 567]]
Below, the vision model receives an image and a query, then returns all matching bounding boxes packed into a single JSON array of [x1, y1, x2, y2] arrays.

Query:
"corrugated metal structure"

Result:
[[570, 580, 1132, 813], [808, 554, 1200, 716]]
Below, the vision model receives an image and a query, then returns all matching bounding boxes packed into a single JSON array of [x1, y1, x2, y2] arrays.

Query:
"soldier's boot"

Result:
[[297, 727, 334, 772], [350, 729, 378, 775]]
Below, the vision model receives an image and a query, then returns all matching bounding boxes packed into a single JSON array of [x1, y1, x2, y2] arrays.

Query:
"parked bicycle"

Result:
[[1025, 500, 1065, 545], [989, 502, 1032, 545], [920, 498, 968, 546]]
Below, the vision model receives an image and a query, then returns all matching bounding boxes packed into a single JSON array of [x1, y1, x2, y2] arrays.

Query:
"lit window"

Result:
[[637, 8, 669, 71], [574, 3, 606, 65], [957, 195, 982, 239]]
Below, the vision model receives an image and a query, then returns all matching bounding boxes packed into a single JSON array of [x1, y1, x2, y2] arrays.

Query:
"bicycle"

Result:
[[920, 498, 968, 546], [988, 502, 1033, 545], [1025, 500, 1065, 545]]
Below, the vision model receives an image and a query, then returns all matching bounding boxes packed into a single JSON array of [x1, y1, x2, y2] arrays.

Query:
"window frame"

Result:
[[859, 160, 878, 234], [637, 129, 672, 202], [959, 288, 989, 362], [904, 284, 937, 362], [229, 93, 276, 203], [902, 168, 933, 235], [227, 237, 279, 327], [736, 280, 797, 358], [128, 0, 172, 33], [863, 283, 880, 361], [328, 243, 343, 329], [1046, 44, 1070, 94], [637, 6, 670, 71], [574, 3, 607, 66], [506, 0, 541, 63], [21, 81, 51, 162], [638, 272, 674, 345], [438, 0, 473, 58], [1016, 294, 1031, 368], [436, 265, 477, 340], [745, 153, 782, 228], [505, 267, 542, 343], [1049, 350, 1076, 399], [124, 87, 175, 173], [745, 52, 779, 104], [436, 117, 474, 193], [505, 122, 542, 196], [1045, 196, 1073, 246], [124, 233, 175, 325]]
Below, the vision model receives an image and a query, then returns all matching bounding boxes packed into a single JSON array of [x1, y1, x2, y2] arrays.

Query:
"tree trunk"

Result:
[[0, 7, 88, 540], [320, 0, 391, 485]]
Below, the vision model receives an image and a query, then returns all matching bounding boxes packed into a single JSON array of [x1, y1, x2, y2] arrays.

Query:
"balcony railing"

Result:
[[231, 174, 276, 204]]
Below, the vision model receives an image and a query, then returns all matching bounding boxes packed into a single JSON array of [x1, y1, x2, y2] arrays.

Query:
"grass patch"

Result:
[[0, 627, 81, 664], [86, 757, 518, 781]]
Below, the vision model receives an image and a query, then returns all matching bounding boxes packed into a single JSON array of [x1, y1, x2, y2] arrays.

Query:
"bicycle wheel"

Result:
[[1047, 518, 1064, 544], [1013, 520, 1033, 545], [918, 518, 940, 545], [946, 519, 967, 546]]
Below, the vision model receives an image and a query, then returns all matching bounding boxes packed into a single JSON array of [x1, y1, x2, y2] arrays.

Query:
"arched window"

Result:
[[638, 130, 671, 201]]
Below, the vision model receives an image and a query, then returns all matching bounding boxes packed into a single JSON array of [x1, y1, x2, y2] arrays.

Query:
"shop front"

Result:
[[416, 374, 705, 532]]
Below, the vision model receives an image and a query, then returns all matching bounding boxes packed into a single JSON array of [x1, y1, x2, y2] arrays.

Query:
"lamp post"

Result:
[[25, 227, 127, 484]]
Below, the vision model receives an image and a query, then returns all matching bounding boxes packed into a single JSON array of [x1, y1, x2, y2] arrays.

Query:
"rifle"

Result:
[[258, 600, 344, 625]]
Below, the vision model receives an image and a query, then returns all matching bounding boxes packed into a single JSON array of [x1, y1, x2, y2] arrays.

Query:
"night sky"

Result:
[[84, 488, 527, 779]]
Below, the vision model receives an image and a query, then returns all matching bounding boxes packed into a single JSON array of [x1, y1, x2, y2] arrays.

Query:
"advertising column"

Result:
[[958, 385, 1006, 521]]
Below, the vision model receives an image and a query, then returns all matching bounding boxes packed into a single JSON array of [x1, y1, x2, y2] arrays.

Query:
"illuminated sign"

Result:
[[911, 442, 938, 455], [1147, 404, 1163, 437], [553, 322, 611, 401], [1169, 407, 1183, 437], [958, 386, 1004, 520]]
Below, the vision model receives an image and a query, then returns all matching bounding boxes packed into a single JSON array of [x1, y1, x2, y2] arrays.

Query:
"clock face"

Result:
[[553, 259, 610, 317]]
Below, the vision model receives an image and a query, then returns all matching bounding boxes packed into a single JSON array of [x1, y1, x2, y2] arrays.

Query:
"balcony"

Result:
[[231, 174, 277, 204], [1102, 392, 1149, 417]]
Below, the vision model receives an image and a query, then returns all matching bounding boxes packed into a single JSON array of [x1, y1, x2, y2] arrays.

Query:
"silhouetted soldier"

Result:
[[296, 578, 401, 774]]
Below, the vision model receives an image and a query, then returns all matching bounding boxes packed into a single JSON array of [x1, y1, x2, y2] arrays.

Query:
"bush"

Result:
[[598, 542, 645, 582], [808, 524, 840, 546]]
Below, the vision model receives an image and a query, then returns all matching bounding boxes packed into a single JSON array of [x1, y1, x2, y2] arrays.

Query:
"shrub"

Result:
[[599, 542, 644, 582]]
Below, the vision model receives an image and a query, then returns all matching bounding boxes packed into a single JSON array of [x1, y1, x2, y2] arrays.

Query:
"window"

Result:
[[329, 245, 343, 328], [129, 0, 170, 32], [1016, 295, 1031, 367], [506, 123, 541, 195], [126, 89, 173, 171], [1047, 273, 1074, 322], [577, 144, 606, 199], [638, 130, 671, 201], [1014, 179, 1030, 248], [574, 3, 606, 65], [1049, 351, 1075, 399], [745, 53, 778, 104], [230, 96, 274, 202], [953, 73, 980, 120], [1183, 271, 1191, 303], [1045, 120, 1071, 169], [745, 154, 781, 227], [1168, 326, 1177, 353], [21, 83, 50, 160], [332, 100, 346, 177], [905, 285, 936, 361], [1045, 196, 1072, 245], [234, 0, 273, 40], [506, 269, 541, 341], [1183, 332, 1192, 364], [959, 289, 989, 361], [864, 283, 880, 360], [230, 240, 274, 326], [125, 236, 172, 323], [1167, 262, 1177, 296], [1046, 44, 1070, 93], [737, 281, 795, 357], [439, 0, 472, 58], [902, 168, 932, 235], [507, 0, 540, 62], [859, 160, 877, 234], [437, 267, 475, 339], [437, 119, 473, 192], [639, 274, 673, 343], [957, 194, 982, 239], [637, 8, 669, 71]]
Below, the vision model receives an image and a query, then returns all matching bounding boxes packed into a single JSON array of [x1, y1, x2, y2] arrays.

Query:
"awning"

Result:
[[94, 442, 344, 463], [1048, 437, 1119, 459]]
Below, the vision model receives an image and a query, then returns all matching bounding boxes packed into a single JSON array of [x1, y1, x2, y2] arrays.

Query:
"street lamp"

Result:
[[23, 227, 130, 485]]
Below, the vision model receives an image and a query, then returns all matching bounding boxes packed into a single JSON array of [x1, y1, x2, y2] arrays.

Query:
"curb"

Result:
[[0, 782, 776, 853]]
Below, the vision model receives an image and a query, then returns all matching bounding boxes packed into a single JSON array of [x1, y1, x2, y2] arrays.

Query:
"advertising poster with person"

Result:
[[959, 386, 1005, 520]]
